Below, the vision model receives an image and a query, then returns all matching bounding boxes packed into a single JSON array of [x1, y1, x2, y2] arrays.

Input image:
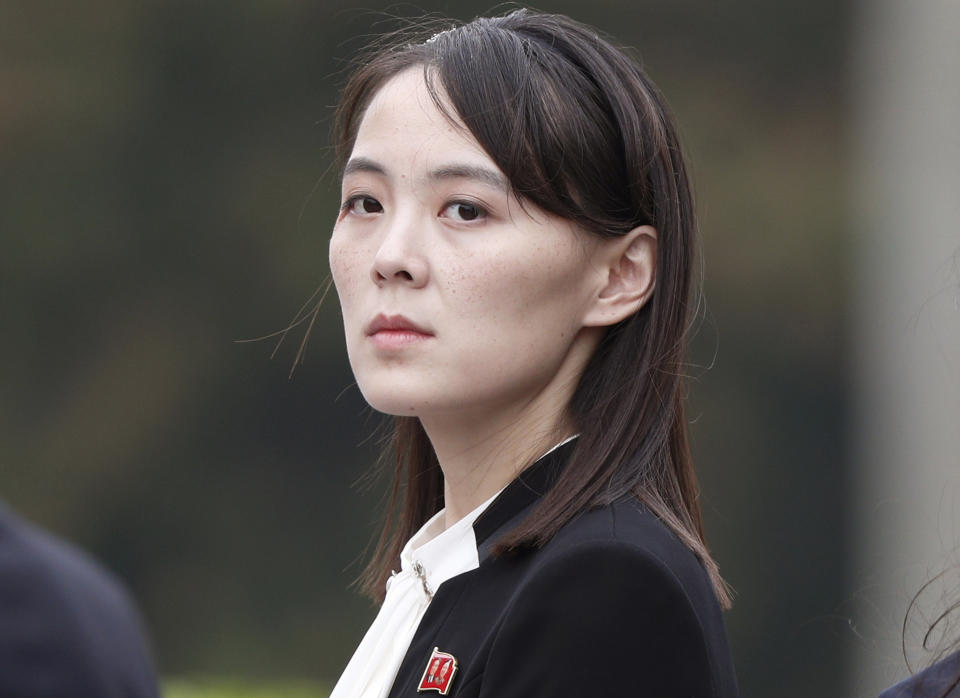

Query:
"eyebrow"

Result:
[[342, 157, 508, 192], [429, 164, 508, 191], [342, 156, 387, 178]]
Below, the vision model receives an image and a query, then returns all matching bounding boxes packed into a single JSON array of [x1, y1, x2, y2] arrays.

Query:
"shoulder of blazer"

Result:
[[546, 498, 720, 609], [471, 499, 738, 698], [482, 495, 723, 627]]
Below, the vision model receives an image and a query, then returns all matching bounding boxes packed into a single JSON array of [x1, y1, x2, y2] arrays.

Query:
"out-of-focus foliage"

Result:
[[165, 677, 327, 698], [0, 1, 851, 696]]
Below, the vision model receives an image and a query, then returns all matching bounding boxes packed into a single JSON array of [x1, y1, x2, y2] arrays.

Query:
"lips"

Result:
[[365, 314, 434, 349], [365, 314, 434, 337]]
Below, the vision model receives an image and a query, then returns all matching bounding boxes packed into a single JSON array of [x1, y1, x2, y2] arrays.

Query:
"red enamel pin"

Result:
[[417, 647, 458, 695]]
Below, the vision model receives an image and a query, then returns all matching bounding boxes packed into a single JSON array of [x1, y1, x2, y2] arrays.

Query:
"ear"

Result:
[[583, 225, 657, 328]]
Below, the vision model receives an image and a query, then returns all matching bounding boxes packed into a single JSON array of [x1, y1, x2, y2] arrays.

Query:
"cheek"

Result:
[[455, 249, 586, 329], [329, 234, 364, 308]]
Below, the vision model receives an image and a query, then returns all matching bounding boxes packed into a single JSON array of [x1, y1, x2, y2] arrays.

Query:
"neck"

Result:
[[420, 394, 574, 530], [417, 325, 603, 530]]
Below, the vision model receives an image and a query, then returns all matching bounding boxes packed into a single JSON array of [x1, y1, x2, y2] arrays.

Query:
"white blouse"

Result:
[[327, 489, 500, 698], [329, 436, 577, 698]]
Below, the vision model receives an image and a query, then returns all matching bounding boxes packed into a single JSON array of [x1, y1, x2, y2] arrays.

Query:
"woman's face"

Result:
[[329, 68, 611, 422]]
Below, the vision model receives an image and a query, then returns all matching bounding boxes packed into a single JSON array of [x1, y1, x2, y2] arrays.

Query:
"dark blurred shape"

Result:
[[0, 499, 159, 697], [878, 651, 960, 698]]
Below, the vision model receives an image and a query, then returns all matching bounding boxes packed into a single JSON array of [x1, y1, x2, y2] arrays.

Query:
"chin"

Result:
[[355, 382, 428, 417]]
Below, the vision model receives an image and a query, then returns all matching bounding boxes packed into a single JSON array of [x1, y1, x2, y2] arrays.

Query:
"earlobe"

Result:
[[584, 225, 657, 327]]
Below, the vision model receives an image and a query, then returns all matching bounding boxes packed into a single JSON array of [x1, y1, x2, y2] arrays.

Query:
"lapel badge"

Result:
[[417, 647, 458, 695]]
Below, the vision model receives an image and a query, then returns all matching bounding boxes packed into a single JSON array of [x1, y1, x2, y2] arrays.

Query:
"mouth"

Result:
[[365, 313, 434, 348]]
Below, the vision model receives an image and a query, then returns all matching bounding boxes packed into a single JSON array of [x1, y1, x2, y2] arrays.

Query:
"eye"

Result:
[[441, 201, 487, 223], [342, 195, 383, 216]]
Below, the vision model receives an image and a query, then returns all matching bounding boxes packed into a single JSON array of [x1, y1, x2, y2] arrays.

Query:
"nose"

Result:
[[371, 212, 429, 288]]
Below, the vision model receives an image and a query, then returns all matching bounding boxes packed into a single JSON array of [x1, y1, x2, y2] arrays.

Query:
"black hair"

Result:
[[334, 8, 731, 608]]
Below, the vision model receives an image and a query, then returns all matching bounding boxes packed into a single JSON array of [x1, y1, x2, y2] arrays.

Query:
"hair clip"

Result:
[[424, 26, 455, 45]]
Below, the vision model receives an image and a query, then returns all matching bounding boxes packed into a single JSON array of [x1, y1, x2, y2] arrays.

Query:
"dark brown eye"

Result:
[[345, 195, 383, 215], [457, 204, 480, 220], [362, 197, 383, 214], [442, 201, 486, 222]]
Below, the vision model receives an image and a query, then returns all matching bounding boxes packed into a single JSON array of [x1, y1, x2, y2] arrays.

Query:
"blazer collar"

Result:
[[472, 437, 578, 553]]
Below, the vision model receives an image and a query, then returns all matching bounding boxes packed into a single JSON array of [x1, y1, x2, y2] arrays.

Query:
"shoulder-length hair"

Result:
[[333, 9, 731, 608]]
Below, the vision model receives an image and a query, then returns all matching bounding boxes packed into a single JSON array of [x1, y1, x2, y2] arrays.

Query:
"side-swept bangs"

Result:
[[337, 13, 669, 237]]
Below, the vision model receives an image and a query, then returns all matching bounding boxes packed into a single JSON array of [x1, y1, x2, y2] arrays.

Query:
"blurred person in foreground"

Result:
[[876, 261, 959, 698], [879, 568, 960, 697], [880, 651, 960, 698], [324, 9, 738, 698], [0, 499, 159, 697]]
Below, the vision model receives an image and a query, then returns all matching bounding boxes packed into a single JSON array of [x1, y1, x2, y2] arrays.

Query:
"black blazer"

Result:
[[387, 442, 739, 697], [0, 501, 159, 698], [879, 651, 960, 698]]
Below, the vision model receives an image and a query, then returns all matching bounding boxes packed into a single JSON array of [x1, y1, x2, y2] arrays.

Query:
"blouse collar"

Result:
[[397, 435, 579, 596], [398, 487, 499, 598], [472, 435, 578, 554]]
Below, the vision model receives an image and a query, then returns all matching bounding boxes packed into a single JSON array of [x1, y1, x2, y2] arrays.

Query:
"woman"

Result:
[[327, 9, 739, 698]]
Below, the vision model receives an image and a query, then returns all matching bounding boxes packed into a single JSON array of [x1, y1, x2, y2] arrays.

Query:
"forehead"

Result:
[[350, 67, 495, 172]]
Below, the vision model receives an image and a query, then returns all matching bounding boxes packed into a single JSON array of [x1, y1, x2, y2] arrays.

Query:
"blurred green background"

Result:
[[1, 1, 854, 696]]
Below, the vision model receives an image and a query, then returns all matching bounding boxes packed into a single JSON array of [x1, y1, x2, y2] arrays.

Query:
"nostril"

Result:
[[372, 261, 421, 286]]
